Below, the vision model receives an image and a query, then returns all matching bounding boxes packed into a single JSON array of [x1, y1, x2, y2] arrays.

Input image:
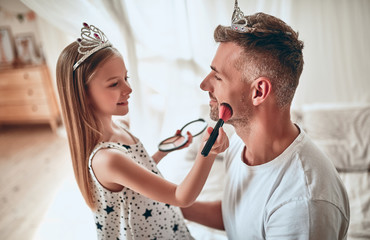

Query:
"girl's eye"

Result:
[[125, 76, 130, 81], [110, 82, 118, 87]]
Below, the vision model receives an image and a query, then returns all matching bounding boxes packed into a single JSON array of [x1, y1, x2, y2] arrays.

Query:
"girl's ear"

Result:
[[251, 77, 272, 106]]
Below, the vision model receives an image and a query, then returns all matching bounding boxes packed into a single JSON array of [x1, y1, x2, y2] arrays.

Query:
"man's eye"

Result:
[[215, 75, 222, 80]]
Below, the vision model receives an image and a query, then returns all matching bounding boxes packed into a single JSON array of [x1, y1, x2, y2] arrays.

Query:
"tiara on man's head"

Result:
[[231, 0, 255, 33], [73, 23, 112, 71], [230, 1, 292, 35]]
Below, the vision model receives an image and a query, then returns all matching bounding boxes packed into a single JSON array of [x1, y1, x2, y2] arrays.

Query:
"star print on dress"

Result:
[[89, 138, 193, 239], [143, 208, 153, 219], [96, 222, 103, 230], [119, 143, 131, 150], [173, 224, 179, 232], [104, 205, 114, 214]]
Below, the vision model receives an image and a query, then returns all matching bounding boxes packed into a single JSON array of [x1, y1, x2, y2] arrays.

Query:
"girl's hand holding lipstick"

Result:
[[201, 103, 233, 157], [201, 126, 229, 156]]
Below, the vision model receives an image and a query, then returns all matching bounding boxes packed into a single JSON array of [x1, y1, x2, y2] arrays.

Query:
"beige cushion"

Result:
[[302, 104, 370, 171]]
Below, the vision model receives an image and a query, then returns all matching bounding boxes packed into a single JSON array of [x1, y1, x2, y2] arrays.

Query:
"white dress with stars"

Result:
[[88, 138, 194, 240]]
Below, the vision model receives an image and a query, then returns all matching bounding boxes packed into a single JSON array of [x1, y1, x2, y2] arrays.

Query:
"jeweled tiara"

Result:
[[72, 23, 112, 71], [231, 0, 254, 33], [230, 0, 292, 35]]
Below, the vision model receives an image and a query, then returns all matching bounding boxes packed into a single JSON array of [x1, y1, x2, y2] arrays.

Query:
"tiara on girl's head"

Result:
[[72, 23, 112, 71]]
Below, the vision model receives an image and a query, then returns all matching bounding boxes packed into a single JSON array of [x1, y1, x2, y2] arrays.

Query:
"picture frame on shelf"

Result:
[[0, 26, 16, 69], [14, 32, 41, 65]]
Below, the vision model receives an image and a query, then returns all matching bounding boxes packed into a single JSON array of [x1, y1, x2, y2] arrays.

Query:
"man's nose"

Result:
[[200, 73, 212, 91]]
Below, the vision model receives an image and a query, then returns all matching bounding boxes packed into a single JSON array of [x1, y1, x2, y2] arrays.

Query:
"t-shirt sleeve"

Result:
[[265, 199, 349, 240]]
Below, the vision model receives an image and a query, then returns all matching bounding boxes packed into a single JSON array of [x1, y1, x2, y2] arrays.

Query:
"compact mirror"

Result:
[[158, 118, 208, 152]]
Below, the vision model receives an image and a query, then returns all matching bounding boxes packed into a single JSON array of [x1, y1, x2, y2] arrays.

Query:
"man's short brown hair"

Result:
[[214, 12, 304, 108]]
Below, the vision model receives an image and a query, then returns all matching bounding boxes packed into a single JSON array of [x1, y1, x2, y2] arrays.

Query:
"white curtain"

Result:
[[21, 0, 147, 147], [22, 0, 370, 152]]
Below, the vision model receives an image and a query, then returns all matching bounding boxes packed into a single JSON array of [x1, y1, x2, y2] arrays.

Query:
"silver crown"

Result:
[[231, 0, 255, 33], [73, 23, 112, 71], [230, 1, 292, 35]]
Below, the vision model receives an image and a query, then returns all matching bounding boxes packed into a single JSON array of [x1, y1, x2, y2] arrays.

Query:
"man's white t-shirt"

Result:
[[222, 127, 350, 240]]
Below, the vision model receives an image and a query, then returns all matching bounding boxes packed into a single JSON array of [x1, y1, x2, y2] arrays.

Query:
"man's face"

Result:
[[200, 42, 253, 127]]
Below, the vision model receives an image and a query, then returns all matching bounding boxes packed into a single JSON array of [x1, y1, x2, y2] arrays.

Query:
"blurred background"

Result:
[[0, 0, 369, 239]]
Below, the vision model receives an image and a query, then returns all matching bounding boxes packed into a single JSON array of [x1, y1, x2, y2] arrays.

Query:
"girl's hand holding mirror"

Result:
[[158, 118, 207, 152]]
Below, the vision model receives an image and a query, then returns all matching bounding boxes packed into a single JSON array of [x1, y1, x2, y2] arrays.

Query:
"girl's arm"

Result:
[[181, 201, 224, 230], [92, 127, 228, 208], [151, 150, 168, 164]]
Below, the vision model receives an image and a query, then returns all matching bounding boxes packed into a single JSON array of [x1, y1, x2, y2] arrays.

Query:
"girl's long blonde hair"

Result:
[[56, 42, 120, 210]]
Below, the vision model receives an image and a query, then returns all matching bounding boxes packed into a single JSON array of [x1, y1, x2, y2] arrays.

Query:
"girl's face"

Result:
[[87, 56, 132, 117]]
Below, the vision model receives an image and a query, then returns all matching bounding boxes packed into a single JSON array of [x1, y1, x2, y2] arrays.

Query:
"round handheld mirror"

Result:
[[158, 118, 208, 152]]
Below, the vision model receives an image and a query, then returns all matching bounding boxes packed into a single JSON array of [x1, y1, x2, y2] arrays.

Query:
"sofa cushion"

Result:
[[301, 103, 370, 171]]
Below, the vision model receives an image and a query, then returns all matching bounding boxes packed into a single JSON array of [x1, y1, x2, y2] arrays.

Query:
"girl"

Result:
[[56, 23, 229, 240]]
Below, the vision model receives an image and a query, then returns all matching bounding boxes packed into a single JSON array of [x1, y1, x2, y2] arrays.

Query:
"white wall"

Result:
[[0, 0, 42, 55]]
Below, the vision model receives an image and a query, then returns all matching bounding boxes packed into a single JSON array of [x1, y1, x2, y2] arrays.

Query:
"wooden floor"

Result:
[[0, 124, 71, 240]]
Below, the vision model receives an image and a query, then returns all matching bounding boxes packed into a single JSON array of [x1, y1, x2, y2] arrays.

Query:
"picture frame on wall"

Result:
[[14, 32, 41, 65], [0, 26, 16, 69]]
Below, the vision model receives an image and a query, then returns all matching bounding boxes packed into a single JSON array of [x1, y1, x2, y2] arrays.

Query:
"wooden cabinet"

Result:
[[0, 65, 60, 132]]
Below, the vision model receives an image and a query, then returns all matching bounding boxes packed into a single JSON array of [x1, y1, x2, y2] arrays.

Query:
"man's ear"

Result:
[[252, 77, 271, 106]]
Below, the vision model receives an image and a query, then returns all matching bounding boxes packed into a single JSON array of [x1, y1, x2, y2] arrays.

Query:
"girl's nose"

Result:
[[122, 81, 132, 95]]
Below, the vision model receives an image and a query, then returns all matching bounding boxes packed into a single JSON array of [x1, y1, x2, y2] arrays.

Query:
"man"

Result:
[[182, 4, 350, 240]]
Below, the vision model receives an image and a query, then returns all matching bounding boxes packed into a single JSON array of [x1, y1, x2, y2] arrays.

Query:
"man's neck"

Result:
[[235, 115, 300, 166]]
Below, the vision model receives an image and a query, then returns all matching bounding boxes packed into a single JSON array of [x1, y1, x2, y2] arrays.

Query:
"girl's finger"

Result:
[[215, 127, 225, 144], [207, 126, 213, 135], [187, 131, 193, 144]]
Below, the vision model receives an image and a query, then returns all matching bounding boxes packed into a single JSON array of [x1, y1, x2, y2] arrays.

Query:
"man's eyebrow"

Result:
[[210, 65, 219, 73]]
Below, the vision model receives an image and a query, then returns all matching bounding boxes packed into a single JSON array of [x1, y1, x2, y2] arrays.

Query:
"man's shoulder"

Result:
[[265, 197, 349, 239], [288, 134, 350, 217]]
